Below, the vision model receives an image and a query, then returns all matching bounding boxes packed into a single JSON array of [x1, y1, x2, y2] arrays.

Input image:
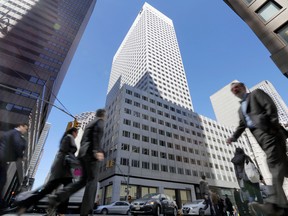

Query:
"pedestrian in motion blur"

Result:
[[49, 109, 106, 216], [224, 194, 234, 216], [231, 147, 263, 208], [199, 175, 209, 199], [227, 81, 288, 216], [0, 123, 28, 210], [12, 127, 78, 216], [199, 175, 216, 215]]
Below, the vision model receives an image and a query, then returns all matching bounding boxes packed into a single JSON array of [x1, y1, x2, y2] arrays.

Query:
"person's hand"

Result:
[[260, 179, 266, 185], [226, 137, 233, 145], [94, 152, 104, 161], [18, 157, 27, 161]]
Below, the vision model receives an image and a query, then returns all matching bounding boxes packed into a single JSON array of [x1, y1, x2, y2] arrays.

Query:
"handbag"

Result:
[[65, 154, 81, 168], [244, 159, 260, 183]]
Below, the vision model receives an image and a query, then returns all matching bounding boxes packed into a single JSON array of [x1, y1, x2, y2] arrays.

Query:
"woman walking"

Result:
[[14, 127, 79, 216]]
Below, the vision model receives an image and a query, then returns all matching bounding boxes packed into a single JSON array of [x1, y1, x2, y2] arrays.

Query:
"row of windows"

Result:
[[0, 65, 46, 86], [0, 101, 32, 115], [243, 0, 288, 44], [109, 157, 236, 182], [119, 156, 233, 173], [125, 89, 194, 115], [0, 84, 39, 100], [120, 143, 234, 169], [122, 105, 231, 142], [124, 89, 234, 131]]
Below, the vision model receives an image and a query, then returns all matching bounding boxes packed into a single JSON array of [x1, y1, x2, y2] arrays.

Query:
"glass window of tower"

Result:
[[256, 1, 282, 22], [276, 23, 288, 44]]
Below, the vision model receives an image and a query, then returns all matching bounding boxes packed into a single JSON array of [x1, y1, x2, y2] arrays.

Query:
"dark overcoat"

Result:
[[49, 134, 77, 181], [0, 129, 27, 162]]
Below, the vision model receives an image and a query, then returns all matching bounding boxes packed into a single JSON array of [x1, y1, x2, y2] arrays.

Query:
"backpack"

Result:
[[244, 159, 260, 183]]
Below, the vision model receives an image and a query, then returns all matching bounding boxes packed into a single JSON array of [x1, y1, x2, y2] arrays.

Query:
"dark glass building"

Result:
[[0, 0, 96, 203]]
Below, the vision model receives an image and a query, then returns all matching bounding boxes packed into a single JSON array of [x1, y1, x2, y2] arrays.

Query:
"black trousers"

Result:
[[55, 157, 98, 216], [18, 177, 72, 214], [251, 128, 288, 208], [243, 180, 263, 204], [0, 162, 8, 208]]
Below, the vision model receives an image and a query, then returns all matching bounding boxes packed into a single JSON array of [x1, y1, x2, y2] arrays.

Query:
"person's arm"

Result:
[[227, 112, 246, 144], [60, 135, 71, 152], [92, 120, 105, 160], [12, 131, 27, 159]]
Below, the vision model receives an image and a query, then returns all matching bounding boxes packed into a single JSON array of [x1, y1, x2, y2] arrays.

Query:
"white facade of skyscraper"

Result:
[[107, 3, 193, 111], [29, 122, 51, 179], [250, 80, 288, 125], [98, 3, 252, 206], [210, 80, 242, 128], [74, 111, 96, 155]]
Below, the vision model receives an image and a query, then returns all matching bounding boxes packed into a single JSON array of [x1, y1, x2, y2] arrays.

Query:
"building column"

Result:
[[112, 176, 122, 201]]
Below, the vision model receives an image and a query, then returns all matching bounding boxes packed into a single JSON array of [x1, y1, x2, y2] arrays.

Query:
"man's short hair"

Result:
[[201, 175, 206, 180], [16, 122, 28, 127], [96, 109, 106, 118], [230, 81, 245, 88]]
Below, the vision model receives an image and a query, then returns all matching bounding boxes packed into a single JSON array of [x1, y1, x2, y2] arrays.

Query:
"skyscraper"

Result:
[[210, 80, 242, 128], [23, 122, 51, 190], [0, 0, 96, 202], [107, 3, 193, 111], [224, 0, 288, 78], [99, 3, 251, 206], [250, 80, 288, 125]]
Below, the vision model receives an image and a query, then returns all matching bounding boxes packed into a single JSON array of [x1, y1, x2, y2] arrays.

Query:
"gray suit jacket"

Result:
[[232, 89, 279, 140]]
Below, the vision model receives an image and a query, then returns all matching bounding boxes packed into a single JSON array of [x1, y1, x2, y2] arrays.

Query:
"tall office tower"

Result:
[[210, 80, 288, 195], [250, 80, 288, 125], [98, 3, 252, 206], [210, 80, 241, 128], [74, 111, 96, 154], [24, 122, 51, 190], [0, 0, 96, 203], [107, 3, 193, 111], [224, 0, 288, 78]]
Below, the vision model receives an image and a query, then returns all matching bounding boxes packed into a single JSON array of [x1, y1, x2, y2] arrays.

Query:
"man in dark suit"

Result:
[[49, 109, 105, 216], [227, 82, 288, 216], [0, 123, 28, 209]]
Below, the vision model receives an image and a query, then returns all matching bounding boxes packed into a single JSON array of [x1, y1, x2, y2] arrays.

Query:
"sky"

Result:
[[33, 0, 288, 188]]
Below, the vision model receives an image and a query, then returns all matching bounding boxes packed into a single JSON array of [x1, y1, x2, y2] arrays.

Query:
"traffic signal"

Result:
[[106, 160, 115, 168], [106, 160, 110, 168], [110, 160, 115, 167], [66, 121, 73, 131], [73, 119, 81, 128]]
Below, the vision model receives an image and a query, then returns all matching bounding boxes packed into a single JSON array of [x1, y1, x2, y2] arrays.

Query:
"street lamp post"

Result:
[[126, 164, 130, 201], [125, 147, 137, 201]]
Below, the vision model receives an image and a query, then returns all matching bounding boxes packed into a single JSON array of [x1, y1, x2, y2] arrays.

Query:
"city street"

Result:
[[4, 213, 125, 216], [1, 1, 288, 215], [3, 214, 77, 216]]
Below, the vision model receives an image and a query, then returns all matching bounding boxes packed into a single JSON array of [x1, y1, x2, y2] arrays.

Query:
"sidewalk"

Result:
[[3, 214, 87, 216]]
